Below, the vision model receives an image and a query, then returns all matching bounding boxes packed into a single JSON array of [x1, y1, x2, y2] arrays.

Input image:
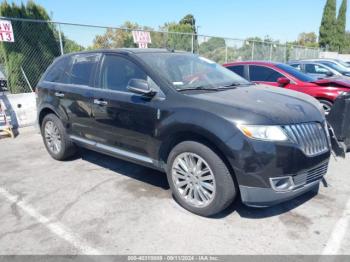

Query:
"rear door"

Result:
[[65, 53, 101, 138], [89, 53, 162, 161], [42, 53, 100, 138]]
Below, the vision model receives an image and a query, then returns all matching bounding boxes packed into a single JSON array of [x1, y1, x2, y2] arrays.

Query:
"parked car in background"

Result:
[[37, 49, 332, 216], [223, 61, 350, 113], [329, 58, 350, 68], [303, 59, 350, 77], [288, 61, 342, 79]]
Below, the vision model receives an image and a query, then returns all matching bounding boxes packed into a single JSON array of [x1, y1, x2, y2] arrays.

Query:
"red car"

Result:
[[223, 61, 350, 113]]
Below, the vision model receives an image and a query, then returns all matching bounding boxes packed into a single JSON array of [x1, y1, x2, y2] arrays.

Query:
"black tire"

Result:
[[41, 113, 77, 160], [318, 99, 333, 114], [166, 141, 236, 217]]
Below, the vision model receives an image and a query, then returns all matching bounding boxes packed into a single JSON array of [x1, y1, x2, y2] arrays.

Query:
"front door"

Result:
[[90, 54, 162, 161], [248, 65, 284, 87]]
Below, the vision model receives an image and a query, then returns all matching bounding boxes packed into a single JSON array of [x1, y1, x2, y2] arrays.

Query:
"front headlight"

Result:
[[238, 125, 288, 141]]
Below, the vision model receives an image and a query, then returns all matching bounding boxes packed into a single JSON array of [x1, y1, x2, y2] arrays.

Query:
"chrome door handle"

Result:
[[54, 92, 64, 97], [93, 99, 108, 106]]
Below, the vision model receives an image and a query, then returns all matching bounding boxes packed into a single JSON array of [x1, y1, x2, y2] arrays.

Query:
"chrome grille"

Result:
[[293, 162, 328, 186], [283, 122, 329, 156]]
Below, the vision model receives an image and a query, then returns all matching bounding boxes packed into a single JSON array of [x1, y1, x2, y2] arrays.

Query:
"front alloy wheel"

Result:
[[172, 152, 216, 208], [167, 141, 236, 217]]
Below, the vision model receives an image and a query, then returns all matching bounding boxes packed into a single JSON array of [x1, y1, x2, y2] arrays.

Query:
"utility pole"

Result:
[[58, 23, 64, 55], [195, 25, 201, 54]]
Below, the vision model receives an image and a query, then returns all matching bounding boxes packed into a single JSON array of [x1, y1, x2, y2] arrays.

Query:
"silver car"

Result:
[[288, 61, 343, 79], [303, 59, 350, 77]]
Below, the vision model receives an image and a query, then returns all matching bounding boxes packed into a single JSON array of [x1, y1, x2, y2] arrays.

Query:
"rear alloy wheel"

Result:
[[318, 99, 333, 114], [41, 113, 77, 160], [167, 141, 236, 216], [44, 120, 62, 154]]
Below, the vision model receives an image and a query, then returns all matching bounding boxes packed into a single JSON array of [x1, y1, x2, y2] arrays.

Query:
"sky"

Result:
[[6, 0, 350, 46]]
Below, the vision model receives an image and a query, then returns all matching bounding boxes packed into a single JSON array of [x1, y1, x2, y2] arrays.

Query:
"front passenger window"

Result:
[[315, 65, 330, 74], [100, 55, 147, 92], [305, 64, 317, 74], [227, 65, 245, 77], [249, 65, 283, 82]]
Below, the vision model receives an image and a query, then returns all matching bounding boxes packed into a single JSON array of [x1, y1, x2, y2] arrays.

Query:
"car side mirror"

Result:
[[127, 79, 156, 97], [325, 71, 334, 77], [277, 77, 290, 87]]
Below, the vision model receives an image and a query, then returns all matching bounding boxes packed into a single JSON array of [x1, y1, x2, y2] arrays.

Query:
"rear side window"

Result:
[[249, 65, 283, 82], [44, 56, 70, 83], [69, 54, 100, 86], [226, 65, 244, 77]]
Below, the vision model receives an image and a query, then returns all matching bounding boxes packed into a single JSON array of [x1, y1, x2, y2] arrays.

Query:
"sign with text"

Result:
[[0, 20, 14, 42], [132, 30, 151, 48]]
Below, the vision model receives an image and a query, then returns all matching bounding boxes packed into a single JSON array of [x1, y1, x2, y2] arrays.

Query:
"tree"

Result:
[[297, 32, 318, 48], [0, 0, 61, 93], [197, 37, 227, 63], [92, 21, 139, 49], [179, 14, 197, 34], [92, 14, 198, 52], [199, 37, 226, 53], [336, 0, 347, 52], [342, 31, 350, 53], [164, 22, 193, 51], [164, 15, 197, 52], [92, 22, 164, 49], [319, 0, 337, 50], [62, 35, 84, 53]]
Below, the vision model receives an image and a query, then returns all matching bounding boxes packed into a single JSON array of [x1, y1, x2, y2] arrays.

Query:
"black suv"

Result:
[[37, 49, 331, 216]]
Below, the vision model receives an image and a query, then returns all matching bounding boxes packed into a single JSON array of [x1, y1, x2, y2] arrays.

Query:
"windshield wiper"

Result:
[[177, 82, 252, 92], [176, 86, 220, 92], [217, 82, 252, 89]]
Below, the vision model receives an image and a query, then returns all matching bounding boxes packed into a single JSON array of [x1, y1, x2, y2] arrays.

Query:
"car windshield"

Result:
[[334, 59, 350, 68], [136, 52, 250, 91], [276, 63, 316, 82], [319, 61, 349, 73]]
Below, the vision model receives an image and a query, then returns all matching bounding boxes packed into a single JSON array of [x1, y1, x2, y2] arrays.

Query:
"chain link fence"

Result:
[[0, 17, 322, 94]]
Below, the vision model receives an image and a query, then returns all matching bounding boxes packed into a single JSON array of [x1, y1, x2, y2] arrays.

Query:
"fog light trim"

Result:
[[269, 176, 295, 192]]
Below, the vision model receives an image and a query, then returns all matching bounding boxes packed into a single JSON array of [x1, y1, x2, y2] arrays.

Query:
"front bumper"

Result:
[[240, 180, 320, 207], [224, 126, 331, 206], [239, 160, 328, 207], [234, 152, 329, 207]]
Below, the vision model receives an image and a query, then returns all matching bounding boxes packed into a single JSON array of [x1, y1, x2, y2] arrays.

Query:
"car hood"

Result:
[[313, 76, 350, 88], [188, 85, 325, 125]]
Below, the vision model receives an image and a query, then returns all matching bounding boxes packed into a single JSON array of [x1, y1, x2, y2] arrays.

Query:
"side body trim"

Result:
[[69, 135, 153, 164]]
